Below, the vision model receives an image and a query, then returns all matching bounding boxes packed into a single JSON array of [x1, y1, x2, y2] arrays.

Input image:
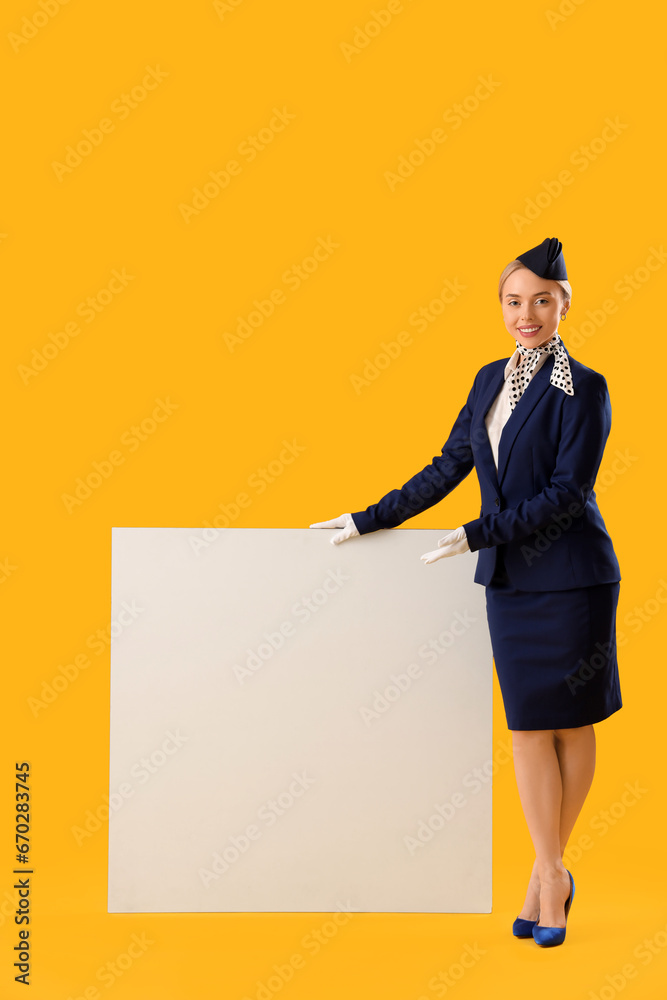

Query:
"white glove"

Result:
[[420, 525, 470, 565], [309, 512, 360, 545]]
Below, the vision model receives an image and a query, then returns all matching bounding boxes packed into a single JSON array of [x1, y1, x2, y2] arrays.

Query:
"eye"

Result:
[[507, 297, 549, 306]]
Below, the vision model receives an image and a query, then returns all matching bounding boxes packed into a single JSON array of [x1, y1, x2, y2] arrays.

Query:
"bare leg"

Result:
[[516, 858, 541, 922], [511, 729, 570, 927], [555, 725, 596, 849], [515, 725, 596, 921]]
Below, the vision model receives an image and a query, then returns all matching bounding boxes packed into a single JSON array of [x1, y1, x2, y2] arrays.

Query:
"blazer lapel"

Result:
[[496, 353, 555, 485]]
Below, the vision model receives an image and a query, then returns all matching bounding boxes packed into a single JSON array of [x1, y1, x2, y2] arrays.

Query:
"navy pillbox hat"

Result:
[[516, 237, 568, 280]]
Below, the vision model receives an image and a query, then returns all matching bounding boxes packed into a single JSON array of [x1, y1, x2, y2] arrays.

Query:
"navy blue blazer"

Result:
[[351, 344, 621, 591]]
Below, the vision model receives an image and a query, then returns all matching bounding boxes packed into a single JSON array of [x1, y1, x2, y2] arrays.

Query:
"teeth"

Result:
[[519, 327, 540, 332]]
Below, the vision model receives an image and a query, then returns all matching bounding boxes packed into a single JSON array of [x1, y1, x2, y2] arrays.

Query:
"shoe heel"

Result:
[[532, 870, 575, 948]]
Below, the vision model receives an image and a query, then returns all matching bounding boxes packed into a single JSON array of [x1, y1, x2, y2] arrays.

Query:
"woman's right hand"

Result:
[[309, 512, 360, 545]]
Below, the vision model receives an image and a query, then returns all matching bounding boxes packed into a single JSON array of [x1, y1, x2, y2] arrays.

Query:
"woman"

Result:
[[310, 237, 622, 947]]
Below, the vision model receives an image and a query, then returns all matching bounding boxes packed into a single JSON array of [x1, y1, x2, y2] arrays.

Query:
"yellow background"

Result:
[[2, 0, 665, 996]]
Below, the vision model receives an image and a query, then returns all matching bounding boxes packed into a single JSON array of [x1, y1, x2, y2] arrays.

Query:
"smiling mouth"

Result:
[[518, 326, 541, 333]]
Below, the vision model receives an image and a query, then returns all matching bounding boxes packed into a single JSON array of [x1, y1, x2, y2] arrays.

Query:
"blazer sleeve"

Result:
[[462, 371, 612, 551], [351, 371, 479, 534]]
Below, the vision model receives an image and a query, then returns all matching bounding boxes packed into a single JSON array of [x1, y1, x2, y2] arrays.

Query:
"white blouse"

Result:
[[450, 347, 551, 553]]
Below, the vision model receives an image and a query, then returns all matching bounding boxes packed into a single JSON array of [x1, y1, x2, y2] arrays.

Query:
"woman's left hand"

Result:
[[420, 525, 470, 565]]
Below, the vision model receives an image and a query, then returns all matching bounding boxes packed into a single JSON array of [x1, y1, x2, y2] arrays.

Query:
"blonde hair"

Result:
[[498, 259, 571, 308]]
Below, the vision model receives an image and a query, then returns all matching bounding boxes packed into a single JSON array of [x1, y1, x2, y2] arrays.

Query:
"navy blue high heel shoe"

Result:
[[512, 916, 538, 938], [532, 870, 575, 947]]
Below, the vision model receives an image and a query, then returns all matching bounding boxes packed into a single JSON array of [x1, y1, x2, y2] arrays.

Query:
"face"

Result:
[[500, 267, 569, 349]]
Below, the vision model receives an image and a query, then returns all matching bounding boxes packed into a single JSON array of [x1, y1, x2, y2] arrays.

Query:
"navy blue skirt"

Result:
[[485, 547, 622, 730]]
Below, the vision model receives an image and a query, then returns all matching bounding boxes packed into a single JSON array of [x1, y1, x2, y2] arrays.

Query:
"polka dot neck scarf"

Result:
[[507, 332, 574, 412]]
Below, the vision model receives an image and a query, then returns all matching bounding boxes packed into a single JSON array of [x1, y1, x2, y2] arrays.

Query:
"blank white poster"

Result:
[[108, 527, 493, 913]]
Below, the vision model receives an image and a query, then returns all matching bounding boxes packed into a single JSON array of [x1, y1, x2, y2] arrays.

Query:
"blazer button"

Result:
[[494, 498, 500, 506]]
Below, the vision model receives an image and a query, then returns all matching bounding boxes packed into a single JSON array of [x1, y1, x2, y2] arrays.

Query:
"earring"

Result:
[[561, 314, 566, 320]]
